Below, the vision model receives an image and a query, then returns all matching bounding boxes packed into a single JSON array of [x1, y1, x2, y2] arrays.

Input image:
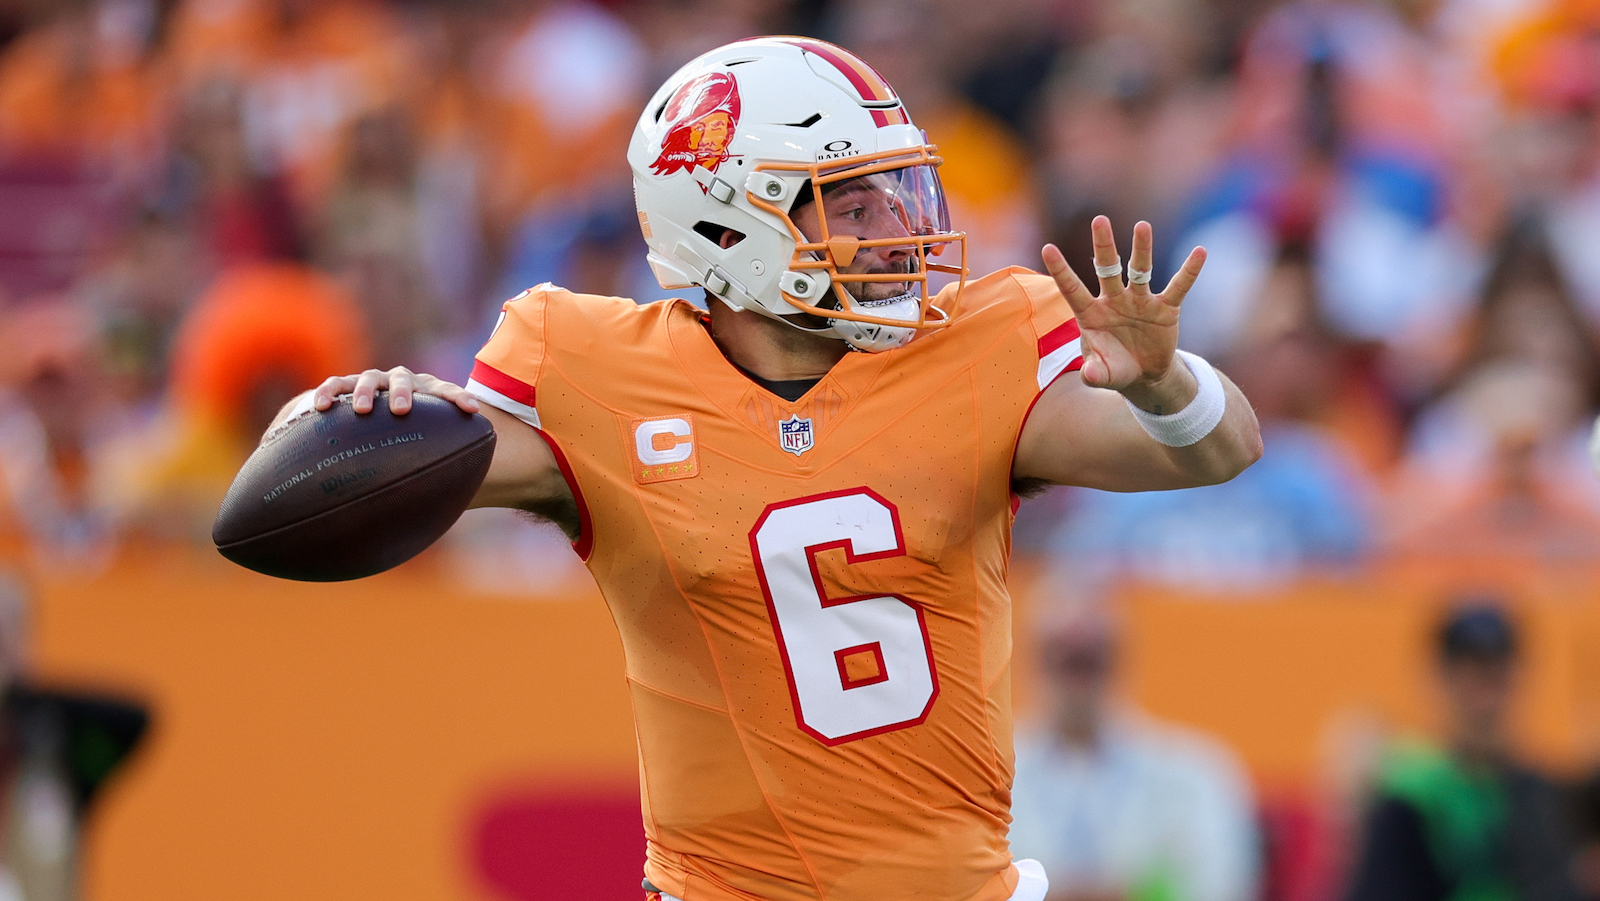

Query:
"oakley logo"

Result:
[[817, 139, 860, 162]]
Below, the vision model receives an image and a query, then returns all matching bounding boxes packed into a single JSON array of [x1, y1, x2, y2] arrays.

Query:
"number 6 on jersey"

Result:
[[750, 489, 940, 745]]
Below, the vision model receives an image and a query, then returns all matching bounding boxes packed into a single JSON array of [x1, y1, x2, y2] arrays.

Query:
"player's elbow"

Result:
[[1221, 427, 1266, 482], [1180, 423, 1264, 487], [1182, 378, 1265, 487]]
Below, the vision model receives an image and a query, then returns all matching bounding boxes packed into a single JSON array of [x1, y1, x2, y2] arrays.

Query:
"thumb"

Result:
[[1079, 348, 1111, 389]]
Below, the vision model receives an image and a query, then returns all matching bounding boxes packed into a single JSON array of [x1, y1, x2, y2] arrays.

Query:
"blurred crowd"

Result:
[[0, 0, 1589, 574], [0, 0, 1589, 578], [1011, 0, 1600, 586], [0, 0, 1596, 898]]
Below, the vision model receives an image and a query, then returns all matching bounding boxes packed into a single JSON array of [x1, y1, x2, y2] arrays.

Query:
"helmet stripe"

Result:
[[871, 108, 910, 127], [777, 38, 897, 104]]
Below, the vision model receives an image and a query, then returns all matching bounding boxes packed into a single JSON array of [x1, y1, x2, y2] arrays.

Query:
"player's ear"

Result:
[[691, 221, 745, 250]]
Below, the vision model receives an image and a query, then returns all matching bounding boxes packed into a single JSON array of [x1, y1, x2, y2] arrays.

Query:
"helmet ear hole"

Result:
[[693, 221, 746, 249]]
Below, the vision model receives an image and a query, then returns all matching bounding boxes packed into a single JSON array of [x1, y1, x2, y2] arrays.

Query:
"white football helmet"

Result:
[[628, 37, 966, 352]]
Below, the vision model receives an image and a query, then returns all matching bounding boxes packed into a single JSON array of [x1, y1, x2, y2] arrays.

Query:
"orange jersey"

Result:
[[467, 269, 1081, 901]]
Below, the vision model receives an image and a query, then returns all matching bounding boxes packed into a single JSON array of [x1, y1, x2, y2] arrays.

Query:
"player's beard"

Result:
[[836, 252, 916, 306], [827, 253, 921, 353], [779, 247, 919, 341]]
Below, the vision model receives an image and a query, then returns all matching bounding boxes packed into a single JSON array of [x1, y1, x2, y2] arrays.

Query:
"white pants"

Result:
[[659, 858, 1048, 901]]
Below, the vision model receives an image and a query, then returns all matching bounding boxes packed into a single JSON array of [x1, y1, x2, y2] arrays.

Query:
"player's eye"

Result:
[[840, 205, 866, 221]]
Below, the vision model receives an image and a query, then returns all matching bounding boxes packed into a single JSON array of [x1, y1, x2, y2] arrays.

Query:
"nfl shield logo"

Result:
[[778, 414, 814, 456]]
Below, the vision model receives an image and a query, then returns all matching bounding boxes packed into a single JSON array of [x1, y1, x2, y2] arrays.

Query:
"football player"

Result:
[[281, 38, 1261, 901]]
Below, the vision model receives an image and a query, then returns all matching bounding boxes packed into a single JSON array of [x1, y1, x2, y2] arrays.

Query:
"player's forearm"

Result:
[[1013, 365, 1262, 492], [1068, 374, 1260, 491], [1111, 349, 1261, 487], [1143, 373, 1262, 486], [466, 404, 574, 512]]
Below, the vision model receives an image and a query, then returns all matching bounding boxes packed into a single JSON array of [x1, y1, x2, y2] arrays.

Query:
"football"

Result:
[[213, 392, 497, 581]]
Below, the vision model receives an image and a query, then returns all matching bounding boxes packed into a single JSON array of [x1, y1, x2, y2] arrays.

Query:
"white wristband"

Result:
[[1123, 350, 1226, 447]]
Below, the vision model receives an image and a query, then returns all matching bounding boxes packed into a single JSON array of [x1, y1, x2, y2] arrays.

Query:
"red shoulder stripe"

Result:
[[1037, 318, 1081, 358], [470, 360, 537, 408]]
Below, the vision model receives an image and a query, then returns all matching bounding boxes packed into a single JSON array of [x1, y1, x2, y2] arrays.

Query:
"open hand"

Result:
[[1041, 216, 1205, 392]]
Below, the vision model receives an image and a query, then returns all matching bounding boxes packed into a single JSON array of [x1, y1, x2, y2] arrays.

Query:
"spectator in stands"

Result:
[[479, 2, 647, 230], [1489, 0, 1600, 332], [157, 77, 304, 269], [316, 105, 439, 368], [0, 0, 168, 165], [1036, 0, 1235, 290], [1168, 0, 1482, 422], [1385, 220, 1600, 563], [165, 0, 413, 202], [1345, 603, 1578, 901], [81, 207, 206, 408], [493, 191, 674, 315], [1010, 599, 1259, 901], [827, 0, 1045, 275], [0, 298, 113, 566]]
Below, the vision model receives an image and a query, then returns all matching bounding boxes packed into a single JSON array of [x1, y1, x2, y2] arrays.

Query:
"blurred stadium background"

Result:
[[0, 0, 1596, 898]]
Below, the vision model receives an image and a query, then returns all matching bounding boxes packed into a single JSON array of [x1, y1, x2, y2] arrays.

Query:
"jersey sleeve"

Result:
[[466, 285, 551, 428], [1008, 270, 1083, 391]]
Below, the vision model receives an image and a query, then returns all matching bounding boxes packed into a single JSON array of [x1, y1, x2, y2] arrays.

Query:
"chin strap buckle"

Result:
[[694, 169, 736, 204], [707, 177, 736, 204]]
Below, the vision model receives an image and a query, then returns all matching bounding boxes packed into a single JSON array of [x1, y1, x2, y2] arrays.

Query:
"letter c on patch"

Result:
[[634, 418, 693, 465]]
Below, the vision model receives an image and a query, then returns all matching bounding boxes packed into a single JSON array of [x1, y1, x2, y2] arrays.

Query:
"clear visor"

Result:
[[813, 163, 952, 242]]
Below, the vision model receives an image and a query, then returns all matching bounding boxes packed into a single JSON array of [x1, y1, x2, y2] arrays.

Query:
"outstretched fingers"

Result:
[[1159, 246, 1208, 308]]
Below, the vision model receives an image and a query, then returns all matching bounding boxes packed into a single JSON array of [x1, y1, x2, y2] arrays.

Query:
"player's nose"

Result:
[[880, 209, 913, 240], [877, 245, 911, 266], [868, 212, 914, 262]]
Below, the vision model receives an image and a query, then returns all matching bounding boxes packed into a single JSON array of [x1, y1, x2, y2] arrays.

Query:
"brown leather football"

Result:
[[213, 392, 496, 581]]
